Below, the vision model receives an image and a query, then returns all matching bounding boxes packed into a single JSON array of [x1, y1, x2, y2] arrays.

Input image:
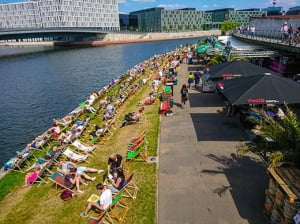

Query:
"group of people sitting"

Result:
[[79, 153, 126, 217]]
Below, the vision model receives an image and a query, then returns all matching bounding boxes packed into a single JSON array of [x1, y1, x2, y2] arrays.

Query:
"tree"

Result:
[[185, 25, 190, 30], [237, 105, 300, 168], [129, 26, 134, 31], [162, 25, 167, 31], [193, 25, 197, 30], [206, 54, 225, 66], [221, 21, 239, 35], [169, 25, 173, 30], [178, 25, 183, 31]]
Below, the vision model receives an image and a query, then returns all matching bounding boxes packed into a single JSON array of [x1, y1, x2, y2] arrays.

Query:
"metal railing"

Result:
[[233, 29, 300, 47]]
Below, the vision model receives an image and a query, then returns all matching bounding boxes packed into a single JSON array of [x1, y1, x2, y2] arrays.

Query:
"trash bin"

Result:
[[170, 99, 174, 108]]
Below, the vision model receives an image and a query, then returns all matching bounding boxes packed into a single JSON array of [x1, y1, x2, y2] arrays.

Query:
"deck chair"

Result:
[[31, 160, 54, 187], [122, 173, 138, 200], [129, 130, 147, 145], [104, 191, 129, 223], [63, 147, 89, 163], [4, 153, 31, 173], [126, 139, 148, 163], [72, 140, 96, 154], [49, 172, 75, 193]]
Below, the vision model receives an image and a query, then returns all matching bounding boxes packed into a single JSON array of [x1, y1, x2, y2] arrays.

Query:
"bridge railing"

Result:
[[233, 29, 299, 46]]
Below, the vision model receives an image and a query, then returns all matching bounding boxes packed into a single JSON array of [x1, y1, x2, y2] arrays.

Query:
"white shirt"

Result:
[[100, 188, 112, 210]]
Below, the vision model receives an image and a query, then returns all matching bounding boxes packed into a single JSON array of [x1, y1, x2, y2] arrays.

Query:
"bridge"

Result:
[[0, 28, 110, 41], [232, 32, 300, 56]]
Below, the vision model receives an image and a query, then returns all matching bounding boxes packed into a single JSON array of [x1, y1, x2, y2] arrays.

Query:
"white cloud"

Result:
[[118, 0, 126, 3], [131, 0, 155, 2], [202, 5, 208, 8], [212, 4, 218, 8], [158, 4, 187, 9]]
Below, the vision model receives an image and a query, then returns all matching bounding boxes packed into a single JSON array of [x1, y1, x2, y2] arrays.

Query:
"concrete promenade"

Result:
[[158, 62, 268, 224]]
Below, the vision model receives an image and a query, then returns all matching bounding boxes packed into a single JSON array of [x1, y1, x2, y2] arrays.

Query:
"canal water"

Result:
[[0, 38, 201, 166]]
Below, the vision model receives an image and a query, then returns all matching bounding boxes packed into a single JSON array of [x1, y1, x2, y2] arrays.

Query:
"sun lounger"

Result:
[[126, 139, 148, 163], [62, 147, 89, 163], [72, 140, 95, 154], [49, 172, 75, 193]]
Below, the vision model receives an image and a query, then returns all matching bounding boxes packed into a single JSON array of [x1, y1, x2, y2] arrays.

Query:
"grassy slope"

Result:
[[0, 63, 164, 224]]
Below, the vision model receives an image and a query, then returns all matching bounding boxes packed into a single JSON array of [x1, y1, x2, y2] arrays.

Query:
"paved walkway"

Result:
[[158, 62, 268, 224]]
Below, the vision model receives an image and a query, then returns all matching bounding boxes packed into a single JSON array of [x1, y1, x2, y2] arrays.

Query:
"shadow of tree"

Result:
[[201, 153, 268, 224]]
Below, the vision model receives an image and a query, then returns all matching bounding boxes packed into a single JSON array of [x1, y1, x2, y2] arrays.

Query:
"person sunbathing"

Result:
[[120, 107, 144, 128], [3, 154, 23, 171], [137, 95, 155, 106], [53, 115, 73, 127], [22, 166, 41, 188], [58, 161, 103, 182], [89, 124, 107, 139], [64, 167, 85, 194]]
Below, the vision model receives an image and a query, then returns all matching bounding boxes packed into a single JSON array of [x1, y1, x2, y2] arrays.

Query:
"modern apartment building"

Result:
[[130, 7, 205, 32], [0, 0, 120, 31]]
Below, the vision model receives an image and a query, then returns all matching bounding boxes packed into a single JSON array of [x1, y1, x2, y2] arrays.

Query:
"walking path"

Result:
[[158, 62, 268, 224]]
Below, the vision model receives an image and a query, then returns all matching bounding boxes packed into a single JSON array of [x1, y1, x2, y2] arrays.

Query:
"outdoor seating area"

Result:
[[0, 46, 193, 224]]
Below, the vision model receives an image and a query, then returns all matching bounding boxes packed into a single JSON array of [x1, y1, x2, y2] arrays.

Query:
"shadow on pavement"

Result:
[[201, 153, 268, 224], [189, 92, 224, 107], [191, 113, 245, 141]]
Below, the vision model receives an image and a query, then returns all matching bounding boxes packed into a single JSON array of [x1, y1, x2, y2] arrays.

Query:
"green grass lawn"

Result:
[[0, 62, 167, 224]]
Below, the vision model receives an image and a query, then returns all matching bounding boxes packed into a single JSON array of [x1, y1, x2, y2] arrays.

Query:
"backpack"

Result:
[[60, 189, 73, 201]]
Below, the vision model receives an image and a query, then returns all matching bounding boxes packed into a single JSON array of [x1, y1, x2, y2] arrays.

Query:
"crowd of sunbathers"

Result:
[[2, 45, 194, 222]]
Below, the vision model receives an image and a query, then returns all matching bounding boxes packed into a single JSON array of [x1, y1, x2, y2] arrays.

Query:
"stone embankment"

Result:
[[101, 30, 221, 42]]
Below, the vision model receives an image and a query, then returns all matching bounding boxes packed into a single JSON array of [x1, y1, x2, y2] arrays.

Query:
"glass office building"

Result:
[[0, 0, 120, 31], [130, 8, 205, 32]]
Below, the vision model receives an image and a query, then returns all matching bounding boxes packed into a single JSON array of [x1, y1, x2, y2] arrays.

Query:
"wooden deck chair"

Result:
[[63, 147, 89, 163], [104, 191, 129, 224], [137, 114, 147, 124], [129, 130, 147, 145], [49, 172, 75, 193], [72, 140, 96, 154], [122, 173, 138, 200], [5, 153, 31, 173], [87, 215, 106, 224], [126, 139, 148, 163], [31, 160, 54, 187]]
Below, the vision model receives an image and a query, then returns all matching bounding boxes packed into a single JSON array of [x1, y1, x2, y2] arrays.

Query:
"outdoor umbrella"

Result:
[[218, 73, 300, 105], [208, 61, 276, 79]]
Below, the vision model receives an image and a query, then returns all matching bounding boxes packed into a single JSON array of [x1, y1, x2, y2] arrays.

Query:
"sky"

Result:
[[119, 0, 300, 13], [0, 0, 299, 13]]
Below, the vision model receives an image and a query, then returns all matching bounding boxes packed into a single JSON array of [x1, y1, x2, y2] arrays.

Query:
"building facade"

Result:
[[0, 0, 120, 31], [129, 7, 263, 32], [229, 9, 263, 26], [130, 7, 205, 32], [286, 6, 300, 15]]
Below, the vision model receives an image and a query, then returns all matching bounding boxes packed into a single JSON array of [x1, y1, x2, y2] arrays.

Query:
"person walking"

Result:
[[280, 21, 289, 43], [187, 72, 194, 88], [180, 84, 189, 108], [194, 69, 201, 89]]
